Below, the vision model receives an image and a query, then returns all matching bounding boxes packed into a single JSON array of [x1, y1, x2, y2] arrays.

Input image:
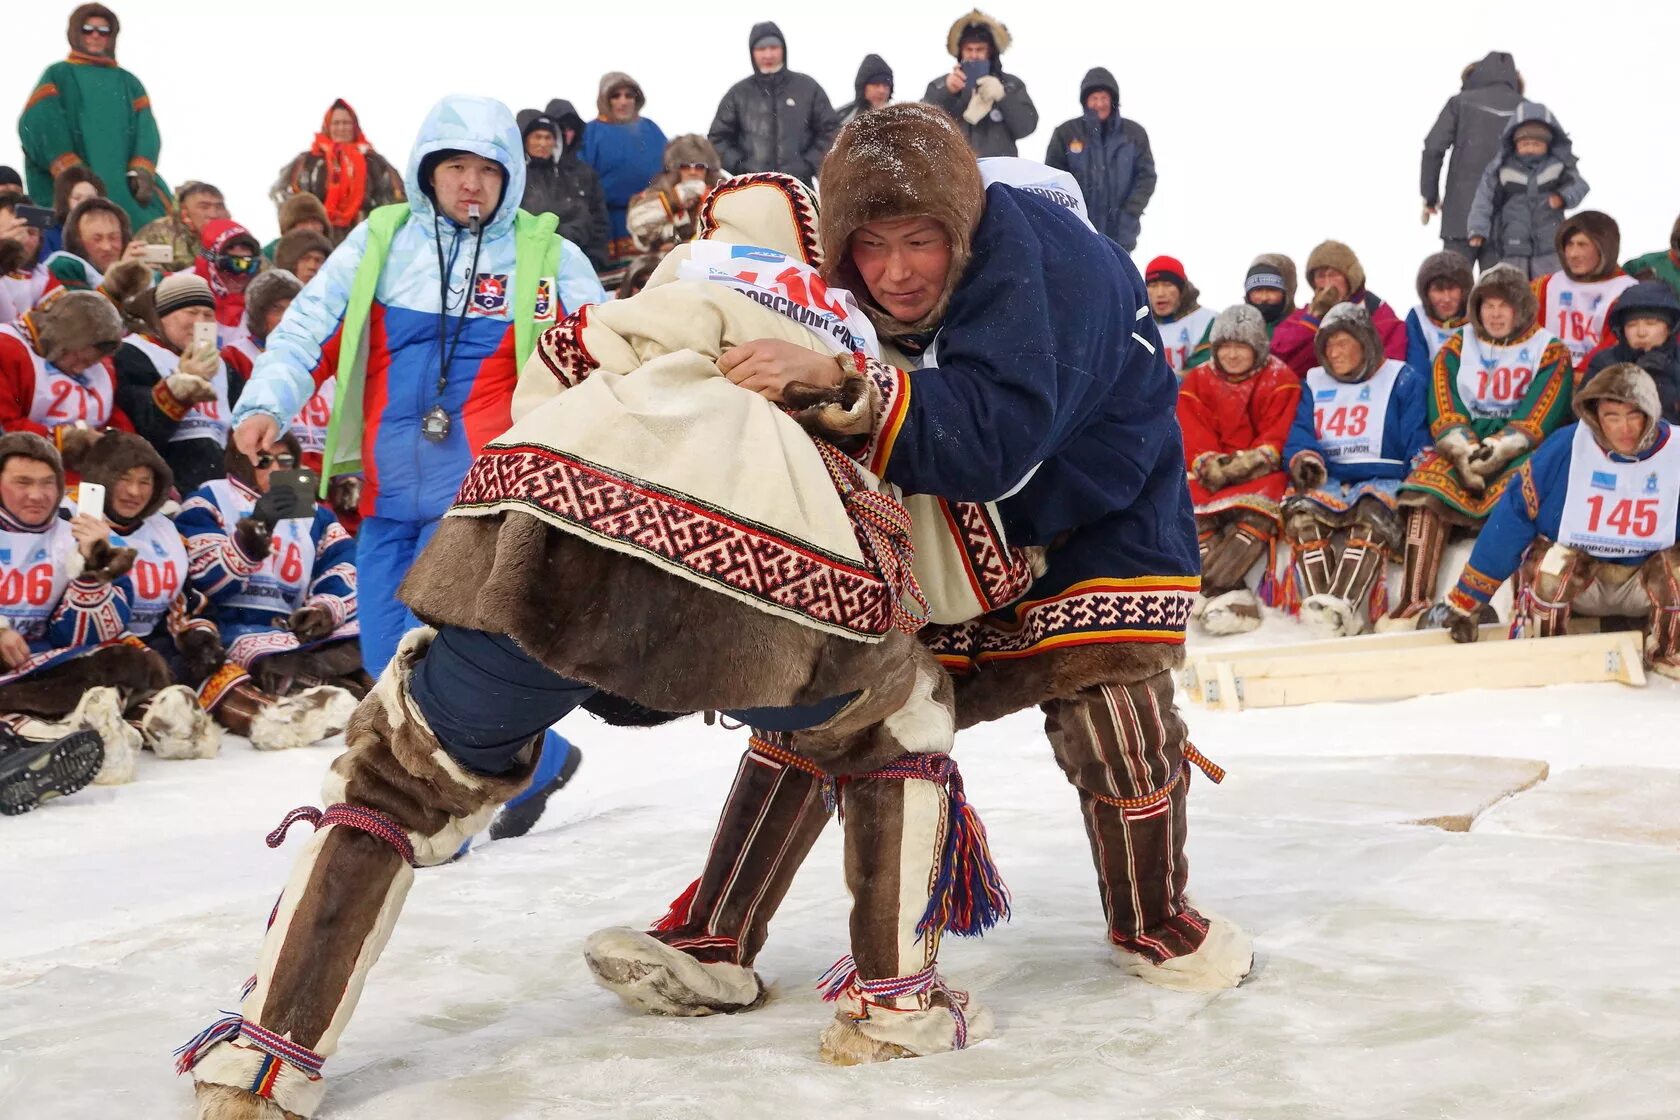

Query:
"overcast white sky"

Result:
[[8, 1, 1679, 311]]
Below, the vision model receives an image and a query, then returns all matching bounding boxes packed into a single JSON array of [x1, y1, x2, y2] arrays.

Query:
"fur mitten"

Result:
[[232, 517, 273, 562], [1195, 453, 1234, 491], [1224, 447, 1275, 485], [1463, 429, 1529, 485], [80, 539, 137, 583], [287, 604, 336, 643], [782, 365, 877, 454], [176, 625, 226, 681], [164, 372, 219, 404], [1289, 451, 1328, 491], [1435, 427, 1484, 491]]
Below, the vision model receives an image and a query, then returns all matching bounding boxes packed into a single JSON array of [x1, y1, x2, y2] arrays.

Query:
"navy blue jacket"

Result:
[[1043, 69, 1155, 251], [862, 184, 1197, 593]]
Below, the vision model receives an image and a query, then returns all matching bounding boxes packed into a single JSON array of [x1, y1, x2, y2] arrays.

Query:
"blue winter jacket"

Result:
[[233, 95, 607, 524], [1283, 361, 1433, 483], [864, 184, 1197, 595], [581, 117, 667, 241]]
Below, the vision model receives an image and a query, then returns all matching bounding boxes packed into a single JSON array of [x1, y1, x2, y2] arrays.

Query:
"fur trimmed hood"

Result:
[[946, 9, 1011, 59], [75, 430, 173, 524], [1415, 250, 1474, 308], [1606, 280, 1680, 338], [1555, 210, 1622, 282], [26, 288, 123, 365], [819, 102, 985, 340], [1208, 304, 1270, 367], [596, 72, 645, 119], [1469, 262, 1539, 342], [663, 134, 722, 175], [1306, 240, 1366, 298], [1575, 363, 1664, 454], [1249, 252, 1299, 310], [243, 268, 302, 343], [274, 228, 332, 276], [1313, 302, 1385, 383], [278, 192, 329, 236], [0, 432, 64, 500], [67, 3, 119, 56]]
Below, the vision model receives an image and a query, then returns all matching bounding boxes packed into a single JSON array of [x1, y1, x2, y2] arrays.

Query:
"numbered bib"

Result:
[[0, 520, 75, 638], [1304, 359, 1401, 465], [111, 514, 186, 637], [1456, 328, 1556, 419], [1411, 306, 1458, 365], [1543, 274, 1637, 365], [1159, 306, 1215, 375], [125, 334, 233, 445], [291, 375, 335, 456], [1556, 423, 1680, 558], [677, 242, 880, 358], [0, 323, 115, 430], [205, 479, 317, 615]]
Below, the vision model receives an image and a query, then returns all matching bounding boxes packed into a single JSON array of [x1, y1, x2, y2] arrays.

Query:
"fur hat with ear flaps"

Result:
[[819, 102, 985, 339], [75, 431, 173, 526], [243, 269, 302, 342], [1305, 240, 1366, 298], [1312, 302, 1385, 384], [1416, 250, 1474, 308], [29, 289, 123, 367], [0, 432, 65, 500], [1575, 363, 1664, 456], [1468, 263, 1539, 343], [1208, 304, 1271, 369]]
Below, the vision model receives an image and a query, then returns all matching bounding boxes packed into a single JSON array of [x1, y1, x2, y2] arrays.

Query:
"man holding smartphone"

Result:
[[921, 10, 1038, 158]]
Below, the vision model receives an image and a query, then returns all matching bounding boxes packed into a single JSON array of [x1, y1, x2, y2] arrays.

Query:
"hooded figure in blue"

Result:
[[230, 95, 606, 678]]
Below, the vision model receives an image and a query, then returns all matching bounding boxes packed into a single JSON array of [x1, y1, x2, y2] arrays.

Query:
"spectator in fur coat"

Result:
[[1179, 305, 1301, 634]]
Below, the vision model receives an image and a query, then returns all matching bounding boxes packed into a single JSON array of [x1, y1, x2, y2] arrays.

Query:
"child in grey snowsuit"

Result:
[[1467, 104, 1588, 280]]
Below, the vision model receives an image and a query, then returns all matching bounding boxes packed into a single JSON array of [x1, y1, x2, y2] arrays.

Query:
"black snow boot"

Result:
[[0, 724, 106, 816], [489, 740, 583, 840]]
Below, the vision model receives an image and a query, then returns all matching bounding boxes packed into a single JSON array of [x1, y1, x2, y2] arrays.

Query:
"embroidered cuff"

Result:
[[152, 378, 192, 421], [858, 355, 909, 478]]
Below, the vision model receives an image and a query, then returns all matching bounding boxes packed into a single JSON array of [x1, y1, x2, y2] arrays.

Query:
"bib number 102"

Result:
[[1315, 404, 1369, 438], [1584, 495, 1659, 537]]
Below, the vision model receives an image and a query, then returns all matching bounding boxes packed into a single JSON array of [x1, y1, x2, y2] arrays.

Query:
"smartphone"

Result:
[[192, 319, 218, 352], [139, 243, 175, 266], [960, 59, 991, 89], [77, 481, 107, 518], [14, 204, 58, 230], [267, 469, 320, 512]]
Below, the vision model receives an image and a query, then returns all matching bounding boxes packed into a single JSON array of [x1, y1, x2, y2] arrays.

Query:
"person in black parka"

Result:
[[1044, 67, 1155, 252], [517, 102, 610, 272], [837, 54, 894, 126], [1584, 281, 1680, 425], [707, 22, 839, 184]]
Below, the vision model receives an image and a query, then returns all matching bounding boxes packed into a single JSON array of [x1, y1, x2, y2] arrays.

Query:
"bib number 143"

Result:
[[1315, 404, 1369, 437]]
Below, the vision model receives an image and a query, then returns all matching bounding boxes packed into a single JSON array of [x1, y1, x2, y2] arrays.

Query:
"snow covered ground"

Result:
[[5, 611, 1679, 1119]]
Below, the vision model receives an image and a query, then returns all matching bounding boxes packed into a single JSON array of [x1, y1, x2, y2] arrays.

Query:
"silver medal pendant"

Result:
[[421, 405, 451, 443]]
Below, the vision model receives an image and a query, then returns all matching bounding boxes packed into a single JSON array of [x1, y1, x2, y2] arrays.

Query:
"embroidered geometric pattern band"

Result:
[[226, 629, 307, 669], [197, 662, 250, 712], [695, 173, 822, 267], [1519, 462, 1540, 518], [938, 498, 1036, 611], [173, 1013, 325, 1084], [150, 379, 191, 421], [266, 803, 419, 867], [534, 307, 599, 389], [1089, 743, 1226, 819], [923, 577, 1200, 663], [746, 735, 829, 778], [817, 957, 973, 1049], [860, 356, 910, 477], [454, 443, 896, 637]]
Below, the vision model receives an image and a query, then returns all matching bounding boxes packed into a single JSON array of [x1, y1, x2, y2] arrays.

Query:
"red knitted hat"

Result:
[[1145, 255, 1187, 288]]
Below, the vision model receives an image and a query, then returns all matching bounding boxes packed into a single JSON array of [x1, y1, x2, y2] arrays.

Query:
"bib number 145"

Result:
[[1584, 495, 1659, 538]]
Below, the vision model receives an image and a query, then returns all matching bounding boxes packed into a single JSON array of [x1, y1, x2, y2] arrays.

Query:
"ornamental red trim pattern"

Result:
[[922, 578, 1198, 665], [535, 305, 599, 389], [695, 173, 821, 267], [454, 442, 896, 638], [938, 498, 1035, 613]]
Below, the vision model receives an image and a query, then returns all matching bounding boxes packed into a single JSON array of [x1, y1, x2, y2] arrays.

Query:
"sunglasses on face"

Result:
[[217, 254, 261, 275], [678, 162, 708, 171], [255, 454, 297, 469], [81, 24, 112, 34]]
